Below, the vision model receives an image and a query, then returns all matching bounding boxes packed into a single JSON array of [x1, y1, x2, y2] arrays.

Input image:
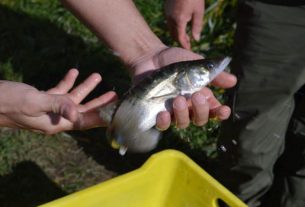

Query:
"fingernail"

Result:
[[194, 33, 200, 41], [156, 126, 167, 131], [92, 73, 102, 82], [173, 98, 187, 110], [193, 93, 206, 105], [156, 115, 168, 131]]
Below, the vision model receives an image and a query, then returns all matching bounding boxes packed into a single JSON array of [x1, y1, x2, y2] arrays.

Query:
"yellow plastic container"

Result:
[[40, 150, 247, 207]]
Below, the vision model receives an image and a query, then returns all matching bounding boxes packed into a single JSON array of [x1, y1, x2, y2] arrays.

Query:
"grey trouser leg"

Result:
[[262, 91, 305, 207], [215, 1, 305, 206]]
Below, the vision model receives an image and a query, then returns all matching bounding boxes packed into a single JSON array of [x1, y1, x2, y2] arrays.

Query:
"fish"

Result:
[[100, 57, 231, 155]]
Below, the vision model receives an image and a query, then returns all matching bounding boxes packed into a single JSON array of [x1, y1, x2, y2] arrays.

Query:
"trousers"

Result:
[[216, 1, 305, 206]]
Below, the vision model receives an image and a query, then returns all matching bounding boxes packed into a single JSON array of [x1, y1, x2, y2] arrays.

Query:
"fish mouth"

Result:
[[209, 57, 232, 81]]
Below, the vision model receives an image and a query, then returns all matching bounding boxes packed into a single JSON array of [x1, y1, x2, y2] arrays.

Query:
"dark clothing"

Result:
[[216, 1, 305, 206]]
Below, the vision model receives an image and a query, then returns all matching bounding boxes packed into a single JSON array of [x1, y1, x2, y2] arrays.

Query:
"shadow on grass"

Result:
[[0, 4, 129, 95], [71, 128, 215, 176], [0, 161, 66, 207], [70, 128, 152, 175]]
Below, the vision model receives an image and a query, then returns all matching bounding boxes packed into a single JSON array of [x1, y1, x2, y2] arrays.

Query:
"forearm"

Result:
[[0, 81, 22, 127], [61, 0, 166, 70], [0, 81, 19, 115]]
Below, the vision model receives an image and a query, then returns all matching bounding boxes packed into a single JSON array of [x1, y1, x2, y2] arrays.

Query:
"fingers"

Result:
[[156, 87, 232, 130], [73, 96, 121, 130], [73, 91, 118, 129], [211, 71, 237, 89], [48, 70, 105, 104], [167, 18, 191, 50], [156, 111, 171, 131], [47, 69, 79, 94], [194, 88, 232, 121], [210, 105, 231, 121], [79, 91, 118, 112], [173, 96, 190, 129], [73, 111, 105, 130], [177, 22, 191, 50], [165, 1, 204, 50], [47, 70, 104, 106], [191, 10, 204, 41], [43, 92, 118, 131], [192, 89, 231, 122], [69, 73, 102, 104], [191, 91, 209, 126], [173, 92, 210, 128]]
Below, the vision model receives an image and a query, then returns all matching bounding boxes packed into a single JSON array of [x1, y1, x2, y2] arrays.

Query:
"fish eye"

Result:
[[206, 62, 214, 70]]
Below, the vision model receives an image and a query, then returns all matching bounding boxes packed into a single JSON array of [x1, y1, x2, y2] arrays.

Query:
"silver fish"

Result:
[[101, 57, 231, 154]]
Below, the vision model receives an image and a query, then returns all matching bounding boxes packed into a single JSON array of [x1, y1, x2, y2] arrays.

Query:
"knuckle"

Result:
[[176, 15, 187, 22], [193, 118, 208, 126], [201, 87, 213, 98], [176, 119, 190, 129]]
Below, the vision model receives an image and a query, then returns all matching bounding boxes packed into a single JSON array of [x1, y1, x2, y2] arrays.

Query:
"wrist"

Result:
[[126, 43, 168, 78], [119, 34, 167, 68]]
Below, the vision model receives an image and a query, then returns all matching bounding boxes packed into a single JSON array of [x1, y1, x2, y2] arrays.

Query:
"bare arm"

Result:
[[61, 0, 166, 74]]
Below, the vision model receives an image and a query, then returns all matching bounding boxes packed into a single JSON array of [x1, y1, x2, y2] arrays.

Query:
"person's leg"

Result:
[[262, 87, 305, 207], [215, 1, 305, 206]]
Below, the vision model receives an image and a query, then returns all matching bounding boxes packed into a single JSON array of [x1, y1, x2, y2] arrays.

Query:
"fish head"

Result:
[[187, 56, 231, 77], [175, 57, 231, 93], [200, 57, 231, 80]]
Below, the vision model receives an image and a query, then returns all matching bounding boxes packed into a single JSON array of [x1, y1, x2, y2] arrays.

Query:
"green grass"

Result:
[[0, 0, 237, 206]]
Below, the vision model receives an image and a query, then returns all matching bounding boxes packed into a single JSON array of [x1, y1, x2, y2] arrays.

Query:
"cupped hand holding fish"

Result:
[[0, 69, 117, 134], [131, 46, 237, 131]]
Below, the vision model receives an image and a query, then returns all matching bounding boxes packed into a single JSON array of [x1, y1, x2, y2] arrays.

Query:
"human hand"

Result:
[[0, 69, 117, 134], [164, 0, 205, 50], [130, 46, 237, 130]]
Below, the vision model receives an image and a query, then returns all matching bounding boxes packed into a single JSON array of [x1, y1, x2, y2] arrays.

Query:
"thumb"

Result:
[[42, 94, 79, 122]]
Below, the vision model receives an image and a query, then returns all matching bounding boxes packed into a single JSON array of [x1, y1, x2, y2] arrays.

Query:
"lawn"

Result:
[[0, 0, 237, 206]]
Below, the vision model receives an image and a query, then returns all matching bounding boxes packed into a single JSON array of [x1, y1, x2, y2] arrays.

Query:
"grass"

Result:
[[0, 0, 237, 206]]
